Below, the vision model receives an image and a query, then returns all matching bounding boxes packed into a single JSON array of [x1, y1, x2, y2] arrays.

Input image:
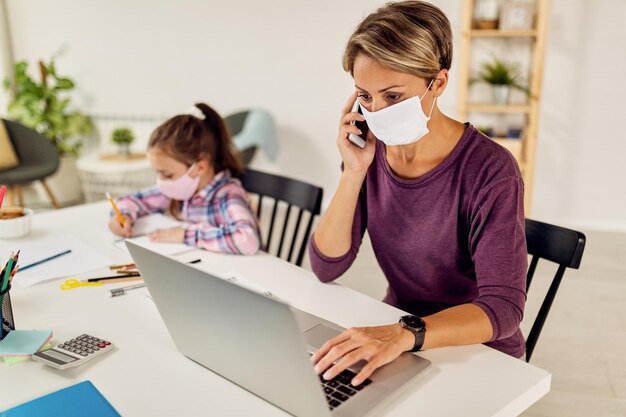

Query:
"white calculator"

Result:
[[32, 334, 114, 369]]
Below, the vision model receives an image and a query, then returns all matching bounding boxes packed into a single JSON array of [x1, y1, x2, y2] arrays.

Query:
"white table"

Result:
[[0, 202, 550, 416]]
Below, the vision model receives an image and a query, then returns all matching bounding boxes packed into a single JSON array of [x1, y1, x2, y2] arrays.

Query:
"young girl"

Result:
[[108, 103, 261, 255]]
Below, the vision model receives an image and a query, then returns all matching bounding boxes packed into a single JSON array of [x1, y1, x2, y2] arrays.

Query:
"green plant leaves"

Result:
[[2, 58, 92, 156], [111, 127, 135, 145], [476, 58, 530, 95]]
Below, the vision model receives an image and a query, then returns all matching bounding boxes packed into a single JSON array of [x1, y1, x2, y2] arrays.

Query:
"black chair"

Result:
[[0, 119, 60, 208], [524, 218, 586, 361], [240, 169, 323, 267]]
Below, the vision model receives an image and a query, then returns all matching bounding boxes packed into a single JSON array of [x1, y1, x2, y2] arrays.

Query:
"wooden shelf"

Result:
[[457, 0, 550, 214], [494, 138, 524, 165], [467, 29, 537, 38], [466, 103, 531, 114]]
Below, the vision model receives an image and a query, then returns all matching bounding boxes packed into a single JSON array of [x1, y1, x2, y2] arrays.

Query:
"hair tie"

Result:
[[187, 106, 206, 120]]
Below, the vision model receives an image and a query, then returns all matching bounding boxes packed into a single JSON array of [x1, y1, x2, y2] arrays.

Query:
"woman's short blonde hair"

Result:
[[343, 1, 453, 81]]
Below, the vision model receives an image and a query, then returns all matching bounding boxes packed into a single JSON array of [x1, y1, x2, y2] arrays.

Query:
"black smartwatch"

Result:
[[399, 315, 426, 352]]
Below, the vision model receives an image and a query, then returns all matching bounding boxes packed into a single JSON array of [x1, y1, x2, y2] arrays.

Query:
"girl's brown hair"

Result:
[[148, 103, 243, 215], [343, 1, 453, 81], [148, 102, 243, 177]]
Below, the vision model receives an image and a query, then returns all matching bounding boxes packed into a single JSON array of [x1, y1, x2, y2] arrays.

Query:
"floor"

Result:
[[304, 229, 626, 417]]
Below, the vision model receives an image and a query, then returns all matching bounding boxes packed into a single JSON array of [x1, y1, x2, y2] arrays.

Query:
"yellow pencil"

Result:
[[106, 192, 125, 228]]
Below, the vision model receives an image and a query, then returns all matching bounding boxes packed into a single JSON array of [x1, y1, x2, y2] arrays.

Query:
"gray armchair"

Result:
[[0, 119, 60, 208]]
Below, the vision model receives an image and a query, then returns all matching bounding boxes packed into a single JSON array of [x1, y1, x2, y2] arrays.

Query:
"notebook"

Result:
[[0, 381, 121, 417]]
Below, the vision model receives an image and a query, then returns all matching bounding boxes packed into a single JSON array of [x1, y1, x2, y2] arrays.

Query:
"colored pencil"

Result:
[[0, 185, 6, 209], [87, 272, 141, 282], [106, 192, 125, 228], [20, 249, 72, 272]]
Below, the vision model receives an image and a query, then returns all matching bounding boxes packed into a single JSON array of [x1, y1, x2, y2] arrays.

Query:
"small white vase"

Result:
[[117, 143, 131, 157], [492, 85, 511, 105]]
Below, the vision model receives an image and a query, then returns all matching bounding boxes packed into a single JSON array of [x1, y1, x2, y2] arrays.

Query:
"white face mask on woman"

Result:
[[359, 79, 436, 146]]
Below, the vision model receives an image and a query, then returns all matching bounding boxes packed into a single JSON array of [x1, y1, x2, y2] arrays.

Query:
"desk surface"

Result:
[[0, 202, 550, 416]]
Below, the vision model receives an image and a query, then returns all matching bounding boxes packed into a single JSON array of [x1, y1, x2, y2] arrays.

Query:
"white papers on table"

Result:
[[112, 214, 193, 256], [130, 213, 183, 237], [2, 234, 112, 287]]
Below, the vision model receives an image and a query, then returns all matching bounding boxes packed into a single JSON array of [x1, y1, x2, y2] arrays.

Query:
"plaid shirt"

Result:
[[116, 170, 261, 255]]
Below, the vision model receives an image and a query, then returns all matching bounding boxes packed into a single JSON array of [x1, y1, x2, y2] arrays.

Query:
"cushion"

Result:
[[0, 120, 19, 171]]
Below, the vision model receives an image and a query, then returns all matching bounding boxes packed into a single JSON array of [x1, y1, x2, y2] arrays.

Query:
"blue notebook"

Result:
[[0, 381, 121, 417]]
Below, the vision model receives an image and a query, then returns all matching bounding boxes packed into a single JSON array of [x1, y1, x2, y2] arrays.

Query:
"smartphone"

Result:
[[348, 100, 368, 148]]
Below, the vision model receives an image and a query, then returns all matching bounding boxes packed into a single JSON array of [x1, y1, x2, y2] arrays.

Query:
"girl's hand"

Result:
[[337, 92, 376, 176], [148, 227, 185, 243], [108, 215, 133, 238]]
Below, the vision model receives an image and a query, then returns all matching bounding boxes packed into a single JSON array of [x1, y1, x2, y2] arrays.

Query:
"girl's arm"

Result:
[[116, 186, 171, 223], [184, 189, 261, 255]]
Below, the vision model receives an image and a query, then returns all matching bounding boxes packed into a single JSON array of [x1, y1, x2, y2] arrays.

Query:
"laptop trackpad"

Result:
[[304, 324, 342, 350]]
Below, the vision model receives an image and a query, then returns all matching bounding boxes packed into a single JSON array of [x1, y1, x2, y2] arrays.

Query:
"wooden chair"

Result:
[[240, 169, 323, 266], [0, 119, 60, 208], [524, 218, 586, 361]]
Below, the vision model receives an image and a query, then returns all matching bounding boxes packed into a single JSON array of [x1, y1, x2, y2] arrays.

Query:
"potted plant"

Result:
[[3, 59, 94, 205], [111, 127, 135, 157], [475, 58, 529, 104], [473, 0, 499, 29]]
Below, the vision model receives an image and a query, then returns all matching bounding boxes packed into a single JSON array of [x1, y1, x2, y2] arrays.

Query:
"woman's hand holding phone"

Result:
[[337, 92, 376, 176]]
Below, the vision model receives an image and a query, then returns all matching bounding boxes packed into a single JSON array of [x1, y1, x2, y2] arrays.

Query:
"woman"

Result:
[[309, 1, 527, 387]]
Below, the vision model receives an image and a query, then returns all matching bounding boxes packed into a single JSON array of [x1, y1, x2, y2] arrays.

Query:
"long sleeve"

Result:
[[308, 184, 368, 283], [183, 187, 260, 255], [469, 177, 527, 342], [115, 186, 170, 223]]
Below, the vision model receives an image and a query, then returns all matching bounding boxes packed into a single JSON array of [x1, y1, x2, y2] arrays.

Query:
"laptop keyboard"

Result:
[[319, 368, 372, 411]]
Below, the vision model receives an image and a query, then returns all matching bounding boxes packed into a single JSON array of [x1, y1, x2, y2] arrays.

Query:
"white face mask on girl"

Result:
[[359, 79, 436, 146], [156, 163, 200, 201]]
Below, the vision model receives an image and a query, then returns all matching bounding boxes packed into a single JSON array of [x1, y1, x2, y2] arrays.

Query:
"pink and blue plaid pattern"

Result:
[[116, 170, 261, 255]]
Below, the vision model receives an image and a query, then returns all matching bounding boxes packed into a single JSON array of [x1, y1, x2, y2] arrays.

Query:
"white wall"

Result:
[[533, 0, 626, 231], [1, 0, 624, 231]]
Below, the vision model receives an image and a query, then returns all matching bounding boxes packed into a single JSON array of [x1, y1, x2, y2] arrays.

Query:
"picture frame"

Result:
[[499, 1, 535, 30]]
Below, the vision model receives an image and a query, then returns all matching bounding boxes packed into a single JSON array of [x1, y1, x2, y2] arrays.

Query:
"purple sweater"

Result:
[[309, 124, 527, 358]]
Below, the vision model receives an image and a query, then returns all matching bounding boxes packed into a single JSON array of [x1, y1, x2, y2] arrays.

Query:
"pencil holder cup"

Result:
[[0, 284, 15, 341]]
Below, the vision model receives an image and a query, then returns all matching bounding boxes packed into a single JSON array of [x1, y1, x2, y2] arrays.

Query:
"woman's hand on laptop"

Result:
[[311, 324, 415, 386]]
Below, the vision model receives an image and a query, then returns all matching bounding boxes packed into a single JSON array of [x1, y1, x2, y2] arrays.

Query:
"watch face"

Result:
[[402, 315, 425, 330]]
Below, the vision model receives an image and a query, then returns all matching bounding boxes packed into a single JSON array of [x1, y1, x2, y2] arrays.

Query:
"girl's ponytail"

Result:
[[195, 103, 244, 177]]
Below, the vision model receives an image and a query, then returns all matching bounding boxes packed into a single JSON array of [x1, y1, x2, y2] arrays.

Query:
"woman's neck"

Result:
[[385, 109, 465, 179]]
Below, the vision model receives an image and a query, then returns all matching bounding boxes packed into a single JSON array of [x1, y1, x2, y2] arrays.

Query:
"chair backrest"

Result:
[[524, 218, 586, 361], [224, 110, 257, 166], [2, 118, 60, 169], [240, 169, 323, 267]]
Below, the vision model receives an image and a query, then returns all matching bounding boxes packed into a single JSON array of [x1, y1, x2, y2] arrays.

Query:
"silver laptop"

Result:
[[126, 241, 430, 417]]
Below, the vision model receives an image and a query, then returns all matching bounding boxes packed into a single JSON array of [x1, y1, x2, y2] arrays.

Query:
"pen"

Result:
[[106, 192, 125, 228], [108, 283, 146, 298], [87, 272, 141, 282], [20, 249, 72, 272]]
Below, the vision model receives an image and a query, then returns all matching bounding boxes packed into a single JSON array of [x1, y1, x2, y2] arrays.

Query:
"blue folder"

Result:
[[0, 381, 121, 417]]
